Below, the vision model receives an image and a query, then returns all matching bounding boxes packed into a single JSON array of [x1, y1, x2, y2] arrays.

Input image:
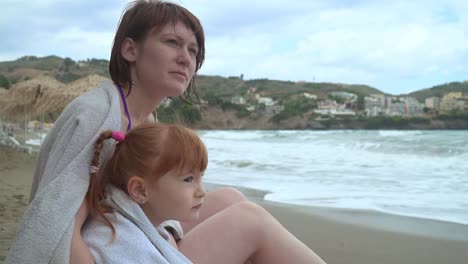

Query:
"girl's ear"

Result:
[[127, 176, 149, 204], [121, 37, 138, 63]]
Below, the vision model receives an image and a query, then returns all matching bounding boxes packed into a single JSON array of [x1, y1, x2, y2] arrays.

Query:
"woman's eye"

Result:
[[167, 39, 178, 46], [184, 176, 194, 183], [189, 48, 198, 56]]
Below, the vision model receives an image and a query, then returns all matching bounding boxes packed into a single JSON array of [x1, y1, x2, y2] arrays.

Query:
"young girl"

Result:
[[83, 123, 207, 263], [82, 122, 326, 264]]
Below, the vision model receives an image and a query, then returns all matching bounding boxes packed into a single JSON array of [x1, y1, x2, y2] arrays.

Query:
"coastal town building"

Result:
[[257, 97, 276, 106], [265, 105, 284, 115], [231, 96, 246, 105], [440, 92, 466, 112], [364, 96, 385, 116], [330, 91, 357, 101], [302, 92, 317, 100], [314, 108, 356, 116], [425, 97, 441, 110], [318, 99, 343, 110]]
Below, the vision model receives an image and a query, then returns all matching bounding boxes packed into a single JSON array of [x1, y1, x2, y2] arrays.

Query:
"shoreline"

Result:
[[204, 182, 468, 242]]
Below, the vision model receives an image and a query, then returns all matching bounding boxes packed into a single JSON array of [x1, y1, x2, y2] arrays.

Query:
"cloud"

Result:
[[190, 0, 468, 93], [0, 0, 125, 60], [1, 0, 467, 94]]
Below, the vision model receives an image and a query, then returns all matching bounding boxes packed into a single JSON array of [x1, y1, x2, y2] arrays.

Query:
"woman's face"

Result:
[[132, 22, 199, 101]]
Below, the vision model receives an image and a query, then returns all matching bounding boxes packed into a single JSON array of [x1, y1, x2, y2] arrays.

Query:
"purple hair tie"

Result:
[[112, 131, 126, 142]]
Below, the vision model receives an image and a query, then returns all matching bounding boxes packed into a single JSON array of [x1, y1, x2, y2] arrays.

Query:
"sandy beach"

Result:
[[1, 147, 467, 263]]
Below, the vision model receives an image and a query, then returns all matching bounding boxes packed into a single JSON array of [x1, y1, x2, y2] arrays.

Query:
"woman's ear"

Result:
[[121, 37, 138, 63], [127, 176, 149, 204]]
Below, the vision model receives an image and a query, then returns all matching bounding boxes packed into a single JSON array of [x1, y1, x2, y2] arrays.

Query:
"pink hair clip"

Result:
[[112, 131, 126, 142]]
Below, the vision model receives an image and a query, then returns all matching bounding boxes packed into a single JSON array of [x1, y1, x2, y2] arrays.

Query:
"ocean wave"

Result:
[[378, 130, 423, 137], [214, 160, 291, 172], [204, 130, 468, 226], [201, 130, 267, 141]]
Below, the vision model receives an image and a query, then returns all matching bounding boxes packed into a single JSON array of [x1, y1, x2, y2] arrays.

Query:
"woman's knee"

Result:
[[231, 201, 270, 223], [227, 201, 271, 242], [212, 187, 248, 206]]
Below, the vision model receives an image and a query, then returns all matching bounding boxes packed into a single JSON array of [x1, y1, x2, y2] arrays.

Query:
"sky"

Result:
[[1, 0, 467, 94]]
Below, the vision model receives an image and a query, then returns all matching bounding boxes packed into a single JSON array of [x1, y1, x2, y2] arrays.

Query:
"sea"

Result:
[[199, 130, 468, 225]]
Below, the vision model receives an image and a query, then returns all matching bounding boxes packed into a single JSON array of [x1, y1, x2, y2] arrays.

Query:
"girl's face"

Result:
[[140, 168, 205, 226], [131, 22, 198, 102]]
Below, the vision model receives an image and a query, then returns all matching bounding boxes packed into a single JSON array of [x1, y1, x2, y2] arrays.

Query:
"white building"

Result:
[[314, 109, 356, 116], [231, 96, 246, 105], [257, 97, 276, 106], [303, 92, 318, 100], [425, 97, 441, 109], [364, 96, 385, 116], [330, 91, 357, 101], [318, 100, 344, 110], [265, 105, 284, 115]]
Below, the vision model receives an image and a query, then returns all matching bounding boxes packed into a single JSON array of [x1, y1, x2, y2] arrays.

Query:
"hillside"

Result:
[[1, 55, 464, 100], [1, 55, 467, 130], [0, 56, 387, 97], [409, 81, 468, 101], [0, 56, 109, 85]]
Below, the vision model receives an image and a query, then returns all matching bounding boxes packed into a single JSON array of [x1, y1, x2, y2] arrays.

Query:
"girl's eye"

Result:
[[184, 176, 194, 183]]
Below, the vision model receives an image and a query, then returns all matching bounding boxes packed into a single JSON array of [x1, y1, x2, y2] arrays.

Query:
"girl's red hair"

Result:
[[86, 123, 208, 239]]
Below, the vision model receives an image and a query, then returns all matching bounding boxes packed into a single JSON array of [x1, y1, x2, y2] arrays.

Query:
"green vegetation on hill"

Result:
[[0, 55, 64, 71], [0, 56, 110, 84], [196, 75, 247, 98], [271, 96, 316, 123], [0, 74, 10, 89], [409, 81, 468, 101], [157, 98, 202, 125]]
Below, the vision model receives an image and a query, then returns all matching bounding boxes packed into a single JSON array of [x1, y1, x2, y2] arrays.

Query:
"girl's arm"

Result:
[[70, 198, 95, 264]]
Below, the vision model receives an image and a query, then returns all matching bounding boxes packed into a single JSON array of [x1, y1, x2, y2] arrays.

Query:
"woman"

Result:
[[6, 1, 326, 263]]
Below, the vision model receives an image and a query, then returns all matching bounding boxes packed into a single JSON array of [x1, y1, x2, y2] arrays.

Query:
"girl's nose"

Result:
[[196, 183, 206, 198]]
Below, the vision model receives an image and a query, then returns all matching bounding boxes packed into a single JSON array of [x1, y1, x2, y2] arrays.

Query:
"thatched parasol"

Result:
[[0, 74, 109, 122], [35, 74, 108, 116], [0, 76, 64, 121]]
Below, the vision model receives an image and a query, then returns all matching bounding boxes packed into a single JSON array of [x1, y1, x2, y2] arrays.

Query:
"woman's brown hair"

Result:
[[109, 0, 205, 103], [86, 123, 208, 239]]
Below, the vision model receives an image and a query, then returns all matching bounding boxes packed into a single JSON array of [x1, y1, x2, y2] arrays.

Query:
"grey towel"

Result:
[[5, 80, 183, 263], [83, 186, 192, 264]]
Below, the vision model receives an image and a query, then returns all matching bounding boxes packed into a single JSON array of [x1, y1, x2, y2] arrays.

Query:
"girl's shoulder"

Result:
[[82, 212, 160, 263]]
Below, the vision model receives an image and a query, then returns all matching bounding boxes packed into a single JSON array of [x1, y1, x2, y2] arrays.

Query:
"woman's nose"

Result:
[[176, 47, 192, 66]]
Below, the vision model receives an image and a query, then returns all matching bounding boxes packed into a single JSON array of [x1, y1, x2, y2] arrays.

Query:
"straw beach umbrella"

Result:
[[0, 76, 64, 121], [0, 88, 8, 120], [0, 74, 108, 122], [35, 74, 108, 116]]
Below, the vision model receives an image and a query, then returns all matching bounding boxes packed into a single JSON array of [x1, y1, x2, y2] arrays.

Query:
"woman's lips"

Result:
[[170, 71, 187, 81]]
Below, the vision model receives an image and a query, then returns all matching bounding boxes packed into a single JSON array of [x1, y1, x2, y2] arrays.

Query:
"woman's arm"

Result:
[[70, 198, 95, 264]]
